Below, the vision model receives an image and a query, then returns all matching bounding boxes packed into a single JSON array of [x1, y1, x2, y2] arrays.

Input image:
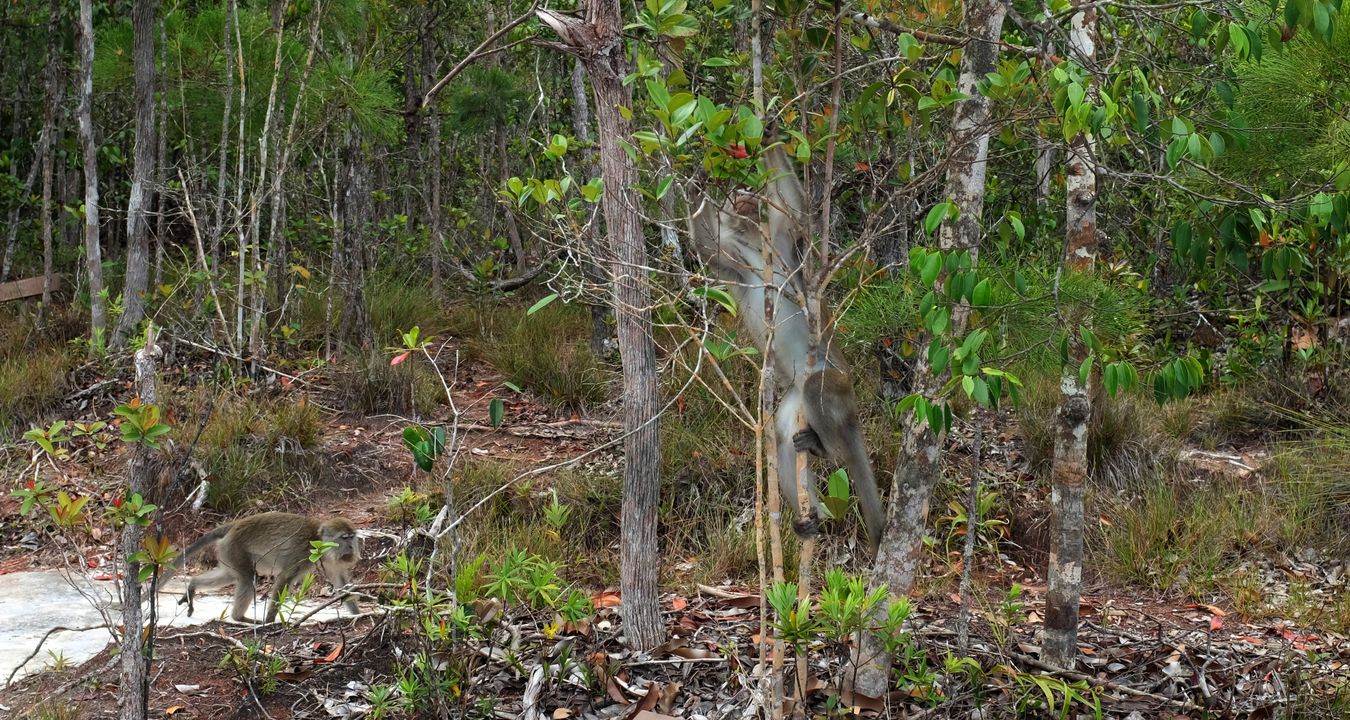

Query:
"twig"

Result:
[[4, 624, 108, 686], [171, 334, 305, 384]]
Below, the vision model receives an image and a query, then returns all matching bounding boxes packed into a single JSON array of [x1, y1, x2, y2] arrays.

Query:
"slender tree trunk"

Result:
[[1044, 0, 1098, 672], [38, 0, 64, 316], [422, 22, 444, 295], [211, 0, 236, 284], [232, 10, 247, 353], [152, 18, 169, 293], [496, 128, 527, 274], [113, 0, 158, 348], [245, 0, 287, 359], [853, 0, 1005, 697], [2, 113, 43, 283], [538, 0, 664, 651], [78, 0, 107, 348], [568, 59, 612, 355], [119, 327, 160, 720]]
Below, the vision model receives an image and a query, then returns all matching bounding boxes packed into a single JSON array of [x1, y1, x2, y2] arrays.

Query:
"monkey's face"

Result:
[[320, 520, 361, 564]]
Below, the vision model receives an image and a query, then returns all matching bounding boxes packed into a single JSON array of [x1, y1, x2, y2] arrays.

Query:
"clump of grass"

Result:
[[0, 349, 72, 438], [1016, 371, 1180, 487], [336, 350, 443, 417], [474, 303, 609, 411], [263, 399, 324, 449], [21, 702, 79, 720], [367, 275, 442, 348]]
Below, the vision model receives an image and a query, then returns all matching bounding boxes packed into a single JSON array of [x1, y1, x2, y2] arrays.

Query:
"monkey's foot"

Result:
[[792, 515, 821, 539], [792, 428, 828, 457]]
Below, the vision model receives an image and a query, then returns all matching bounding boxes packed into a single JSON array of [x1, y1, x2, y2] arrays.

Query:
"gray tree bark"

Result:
[[113, 0, 158, 349], [1044, 0, 1099, 671], [853, 0, 1006, 696], [77, 0, 107, 348], [39, 0, 64, 315], [568, 59, 612, 356], [537, 0, 664, 651], [119, 327, 160, 720]]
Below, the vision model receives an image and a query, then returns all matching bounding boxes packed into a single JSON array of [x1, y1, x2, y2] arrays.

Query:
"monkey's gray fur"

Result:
[[165, 511, 361, 623], [688, 145, 886, 550]]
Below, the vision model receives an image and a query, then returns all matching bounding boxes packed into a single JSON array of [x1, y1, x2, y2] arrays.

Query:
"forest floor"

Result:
[[1, 336, 1348, 719]]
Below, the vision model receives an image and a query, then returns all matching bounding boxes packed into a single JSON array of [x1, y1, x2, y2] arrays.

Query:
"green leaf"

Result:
[[923, 203, 949, 236], [1131, 93, 1150, 134], [692, 286, 738, 316], [971, 278, 992, 307], [921, 252, 943, 287], [527, 293, 559, 316], [489, 398, 505, 429], [655, 175, 675, 200], [1078, 355, 1094, 386]]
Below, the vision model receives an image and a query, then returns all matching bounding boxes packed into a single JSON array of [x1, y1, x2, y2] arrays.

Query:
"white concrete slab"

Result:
[[0, 569, 355, 683]]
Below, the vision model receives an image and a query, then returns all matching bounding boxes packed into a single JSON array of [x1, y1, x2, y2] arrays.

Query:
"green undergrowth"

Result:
[[170, 388, 331, 514], [467, 301, 610, 411]]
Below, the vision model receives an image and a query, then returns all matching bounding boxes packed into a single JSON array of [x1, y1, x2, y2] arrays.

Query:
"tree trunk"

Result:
[[244, 0, 287, 360], [152, 16, 168, 292], [568, 59, 612, 355], [211, 0, 236, 285], [1044, 0, 1098, 672], [422, 23, 444, 295], [853, 0, 1005, 697], [119, 328, 160, 720], [538, 2, 664, 651], [78, 0, 107, 348], [39, 0, 63, 315], [113, 0, 158, 349], [2, 113, 43, 283], [496, 128, 527, 274]]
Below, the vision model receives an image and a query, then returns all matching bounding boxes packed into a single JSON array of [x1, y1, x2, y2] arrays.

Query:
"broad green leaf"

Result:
[[527, 293, 559, 315]]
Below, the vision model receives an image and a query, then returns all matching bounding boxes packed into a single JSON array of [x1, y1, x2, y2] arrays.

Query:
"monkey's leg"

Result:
[[229, 570, 258, 623], [776, 391, 821, 538], [180, 566, 236, 617], [329, 568, 360, 615], [264, 567, 310, 624]]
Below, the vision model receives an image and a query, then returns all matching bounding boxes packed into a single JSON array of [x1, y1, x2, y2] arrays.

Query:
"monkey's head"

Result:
[[318, 518, 361, 564]]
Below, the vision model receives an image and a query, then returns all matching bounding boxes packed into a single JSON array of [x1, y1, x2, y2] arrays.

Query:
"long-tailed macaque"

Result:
[[164, 511, 361, 623], [689, 146, 885, 549]]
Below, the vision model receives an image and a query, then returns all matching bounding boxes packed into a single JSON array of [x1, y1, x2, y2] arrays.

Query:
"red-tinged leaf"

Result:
[[318, 642, 343, 663], [280, 375, 293, 387], [592, 591, 622, 608], [1211, 615, 1225, 631], [26, 480, 36, 490], [670, 596, 688, 611], [1186, 603, 1227, 616], [86, 558, 98, 568], [390, 351, 411, 366], [93, 574, 114, 581], [854, 162, 871, 172], [1236, 635, 1264, 645]]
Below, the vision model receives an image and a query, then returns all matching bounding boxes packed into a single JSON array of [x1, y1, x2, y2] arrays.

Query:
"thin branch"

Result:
[[421, 3, 539, 109]]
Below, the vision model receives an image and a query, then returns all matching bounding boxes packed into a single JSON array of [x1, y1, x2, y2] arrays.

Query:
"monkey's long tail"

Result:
[[159, 522, 234, 586]]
